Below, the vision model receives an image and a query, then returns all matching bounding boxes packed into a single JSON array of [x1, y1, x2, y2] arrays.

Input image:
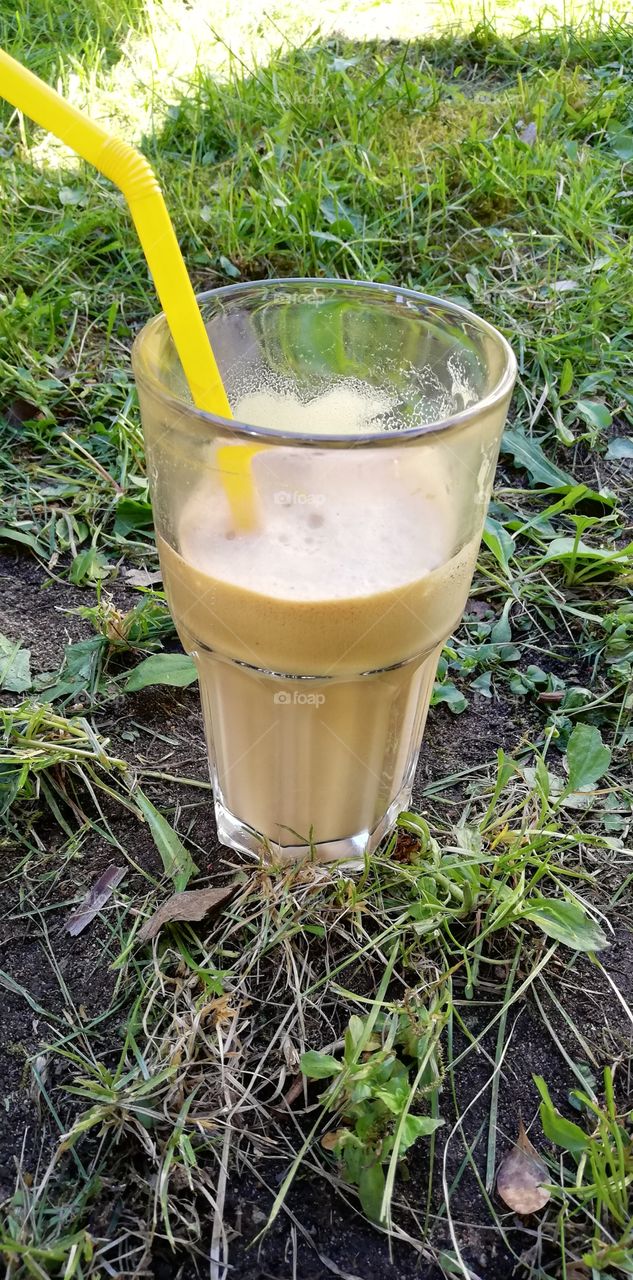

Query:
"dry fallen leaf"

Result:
[[124, 567, 163, 588], [65, 865, 126, 936], [138, 883, 236, 942], [200, 993, 239, 1027], [321, 1128, 348, 1151], [6, 396, 42, 427], [497, 1119, 550, 1214], [282, 1036, 301, 1072]]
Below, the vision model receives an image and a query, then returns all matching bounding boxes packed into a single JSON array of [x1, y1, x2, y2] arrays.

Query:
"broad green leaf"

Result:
[[490, 598, 513, 643], [114, 498, 154, 537], [300, 1050, 341, 1079], [537, 537, 631, 567], [344, 1014, 366, 1062], [482, 516, 515, 573], [559, 359, 573, 396], [608, 129, 633, 161], [606, 436, 633, 460], [376, 1087, 407, 1115], [135, 789, 198, 891], [59, 185, 86, 206], [431, 681, 468, 714], [341, 1135, 365, 1182], [576, 399, 612, 432], [350, 1082, 373, 1104], [398, 1114, 443, 1156], [219, 254, 241, 278], [320, 195, 363, 232], [70, 547, 111, 585], [347, 1014, 364, 1047], [125, 653, 197, 692], [534, 1076, 589, 1155], [501, 428, 574, 488], [0, 525, 46, 556], [521, 897, 608, 952], [0, 634, 31, 693], [470, 671, 492, 697], [358, 1161, 386, 1222], [41, 635, 105, 703], [566, 723, 611, 792]]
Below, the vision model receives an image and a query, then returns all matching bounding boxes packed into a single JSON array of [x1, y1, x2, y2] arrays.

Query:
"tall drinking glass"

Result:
[[133, 280, 516, 863]]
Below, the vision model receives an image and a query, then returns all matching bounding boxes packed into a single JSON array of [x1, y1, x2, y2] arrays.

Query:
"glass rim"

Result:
[[132, 277, 517, 446]]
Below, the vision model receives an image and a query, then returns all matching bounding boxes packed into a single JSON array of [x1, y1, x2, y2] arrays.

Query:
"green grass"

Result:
[[1, 14, 632, 573], [0, 0, 632, 1276]]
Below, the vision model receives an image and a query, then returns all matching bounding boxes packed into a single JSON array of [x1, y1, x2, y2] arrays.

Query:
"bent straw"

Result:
[[215, 443, 266, 531], [0, 47, 260, 529]]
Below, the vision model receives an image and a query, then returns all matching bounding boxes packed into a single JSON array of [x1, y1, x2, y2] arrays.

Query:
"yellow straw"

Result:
[[0, 47, 261, 529]]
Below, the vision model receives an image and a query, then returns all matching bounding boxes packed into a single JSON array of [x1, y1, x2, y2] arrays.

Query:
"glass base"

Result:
[[214, 783, 412, 867]]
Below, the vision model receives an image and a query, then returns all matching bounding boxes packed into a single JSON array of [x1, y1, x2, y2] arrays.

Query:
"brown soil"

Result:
[[0, 542, 631, 1280]]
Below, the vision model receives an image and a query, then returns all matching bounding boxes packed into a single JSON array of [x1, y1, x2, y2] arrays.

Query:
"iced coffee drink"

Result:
[[134, 281, 515, 862]]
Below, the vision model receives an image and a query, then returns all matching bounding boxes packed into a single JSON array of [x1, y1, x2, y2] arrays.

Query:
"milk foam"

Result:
[[179, 388, 455, 602]]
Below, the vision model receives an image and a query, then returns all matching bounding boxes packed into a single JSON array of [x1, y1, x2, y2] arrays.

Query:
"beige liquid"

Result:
[[157, 387, 479, 858]]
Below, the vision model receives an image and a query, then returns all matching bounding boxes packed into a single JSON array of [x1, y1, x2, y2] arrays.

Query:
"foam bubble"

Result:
[[180, 386, 456, 602], [227, 364, 478, 436]]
